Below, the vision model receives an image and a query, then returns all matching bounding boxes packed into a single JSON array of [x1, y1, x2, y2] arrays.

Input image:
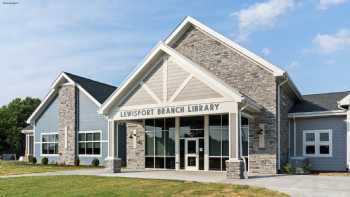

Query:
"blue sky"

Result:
[[0, 0, 349, 105]]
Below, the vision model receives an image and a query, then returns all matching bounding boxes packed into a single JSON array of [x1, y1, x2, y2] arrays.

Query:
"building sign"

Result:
[[119, 103, 221, 119]]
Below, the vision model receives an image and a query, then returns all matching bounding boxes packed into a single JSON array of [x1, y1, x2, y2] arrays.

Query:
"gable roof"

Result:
[[165, 16, 302, 99], [289, 91, 350, 113], [64, 72, 116, 104], [99, 42, 258, 115], [27, 72, 116, 124]]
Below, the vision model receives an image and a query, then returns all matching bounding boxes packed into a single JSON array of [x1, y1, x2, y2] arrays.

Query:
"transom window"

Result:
[[303, 130, 332, 157], [41, 133, 59, 155], [78, 131, 101, 156]]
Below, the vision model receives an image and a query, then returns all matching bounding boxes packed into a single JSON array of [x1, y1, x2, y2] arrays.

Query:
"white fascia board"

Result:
[[99, 42, 164, 114], [26, 88, 56, 124], [165, 16, 285, 76], [288, 110, 347, 118], [99, 42, 244, 115], [339, 94, 350, 106], [161, 43, 243, 101]]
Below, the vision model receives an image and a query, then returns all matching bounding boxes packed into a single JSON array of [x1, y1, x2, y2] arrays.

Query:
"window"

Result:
[[209, 114, 229, 171], [303, 130, 332, 157], [145, 118, 175, 169], [78, 131, 101, 156], [41, 133, 59, 155]]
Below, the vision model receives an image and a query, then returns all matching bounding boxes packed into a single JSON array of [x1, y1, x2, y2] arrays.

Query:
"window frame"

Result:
[[78, 130, 102, 157], [303, 130, 332, 157], [41, 132, 59, 156]]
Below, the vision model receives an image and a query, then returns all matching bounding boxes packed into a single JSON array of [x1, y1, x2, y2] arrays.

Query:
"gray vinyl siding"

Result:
[[77, 89, 108, 165], [34, 96, 59, 164], [290, 116, 347, 171]]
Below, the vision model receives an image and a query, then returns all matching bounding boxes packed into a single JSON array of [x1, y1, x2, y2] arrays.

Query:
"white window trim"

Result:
[[78, 130, 102, 157], [40, 132, 59, 157], [303, 130, 333, 157]]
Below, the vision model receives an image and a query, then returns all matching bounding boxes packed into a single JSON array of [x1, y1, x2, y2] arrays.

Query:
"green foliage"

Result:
[[0, 97, 40, 156], [41, 157, 49, 165], [302, 164, 312, 173], [282, 163, 294, 174], [91, 158, 99, 167], [30, 157, 37, 164]]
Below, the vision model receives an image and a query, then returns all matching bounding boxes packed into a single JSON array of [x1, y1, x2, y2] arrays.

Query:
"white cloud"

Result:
[[313, 29, 350, 53], [261, 48, 271, 56], [234, 0, 295, 41], [318, 0, 347, 10]]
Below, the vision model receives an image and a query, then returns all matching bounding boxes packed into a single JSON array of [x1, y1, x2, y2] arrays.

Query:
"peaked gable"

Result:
[[100, 42, 243, 116]]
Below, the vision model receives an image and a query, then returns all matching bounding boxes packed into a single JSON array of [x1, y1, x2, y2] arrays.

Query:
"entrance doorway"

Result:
[[185, 138, 199, 170]]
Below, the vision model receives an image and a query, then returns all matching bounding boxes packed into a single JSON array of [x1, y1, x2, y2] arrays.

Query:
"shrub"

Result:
[[302, 164, 312, 174], [282, 163, 294, 174], [74, 158, 80, 166], [30, 157, 37, 164], [41, 157, 49, 165], [91, 158, 99, 167]]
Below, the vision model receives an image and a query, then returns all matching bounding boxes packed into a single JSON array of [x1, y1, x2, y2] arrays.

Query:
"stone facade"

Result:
[[226, 159, 246, 179], [58, 85, 76, 165], [172, 26, 279, 174], [126, 121, 145, 169], [279, 85, 297, 168]]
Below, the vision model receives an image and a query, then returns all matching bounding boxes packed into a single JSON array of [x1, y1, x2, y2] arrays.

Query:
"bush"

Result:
[[30, 157, 37, 164], [91, 158, 99, 167], [41, 157, 48, 165], [302, 164, 312, 174], [74, 158, 80, 166], [282, 163, 294, 174]]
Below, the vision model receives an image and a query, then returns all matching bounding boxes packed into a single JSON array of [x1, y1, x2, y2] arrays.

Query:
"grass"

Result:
[[0, 160, 98, 176], [0, 176, 288, 197]]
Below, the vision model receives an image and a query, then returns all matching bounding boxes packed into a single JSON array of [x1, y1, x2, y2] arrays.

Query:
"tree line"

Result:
[[0, 97, 40, 157]]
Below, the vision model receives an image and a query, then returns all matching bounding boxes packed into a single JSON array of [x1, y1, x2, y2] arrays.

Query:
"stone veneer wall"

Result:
[[126, 121, 145, 169], [58, 85, 76, 165], [279, 85, 297, 167], [172, 26, 278, 174]]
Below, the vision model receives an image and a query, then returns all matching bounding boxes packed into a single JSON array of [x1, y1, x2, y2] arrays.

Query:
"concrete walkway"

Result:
[[2, 169, 350, 197]]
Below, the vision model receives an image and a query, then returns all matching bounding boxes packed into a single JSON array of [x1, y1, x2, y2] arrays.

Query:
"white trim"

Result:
[[165, 16, 285, 76], [302, 129, 333, 158], [78, 130, 103, 157], [40, 132, 59, 156], [163, 56, 168, 102], [27, 72, 102, 124], [99, 42, 244, 116], [339, 94, 350, 107], [140, 82, 162, 104], [168, 74, 193, 102], [288, 110, 346, 118]]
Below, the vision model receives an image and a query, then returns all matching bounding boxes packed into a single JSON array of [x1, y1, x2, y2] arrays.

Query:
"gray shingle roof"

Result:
[[289, 91, 350, 113], [22, 125, 33, 130], [64, 72, 117, 104]]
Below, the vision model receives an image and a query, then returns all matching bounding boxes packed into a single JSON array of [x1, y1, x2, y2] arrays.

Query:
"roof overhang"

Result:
[[99, 42, 249, 116], [21, 129, 33, 134], [165, 16, 302, 100], [26, 72, 101, 124], [288, 110, 347, 118]]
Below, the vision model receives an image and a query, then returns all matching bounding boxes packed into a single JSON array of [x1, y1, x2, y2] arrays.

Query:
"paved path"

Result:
[[2, 169, 350, 197]]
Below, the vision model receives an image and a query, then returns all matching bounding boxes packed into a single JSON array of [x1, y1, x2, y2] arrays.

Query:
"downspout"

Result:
[[278, 78, 288, 171]]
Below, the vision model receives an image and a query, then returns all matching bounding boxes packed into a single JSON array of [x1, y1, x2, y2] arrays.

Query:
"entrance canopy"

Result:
[[100, 42, 261, 120]]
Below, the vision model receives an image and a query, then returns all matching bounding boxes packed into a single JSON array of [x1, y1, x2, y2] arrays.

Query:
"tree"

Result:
[[0, 97, 40, 156]]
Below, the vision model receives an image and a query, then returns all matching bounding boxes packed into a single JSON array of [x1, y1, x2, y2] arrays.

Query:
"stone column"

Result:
[[126, 120, 145, 170], [58, 84, 76, 165], [105, 120, 122, 173], [226, 112, 246, 179]]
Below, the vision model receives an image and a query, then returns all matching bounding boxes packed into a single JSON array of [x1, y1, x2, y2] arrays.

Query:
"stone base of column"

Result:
[[24, 155, 33, 162], [105, 158, 122, 173], [226, 159, 247, 179]]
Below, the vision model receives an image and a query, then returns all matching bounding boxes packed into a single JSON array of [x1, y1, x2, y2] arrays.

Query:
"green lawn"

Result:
[[0, 176, 288, 197], [0, 160, 97, 176]]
